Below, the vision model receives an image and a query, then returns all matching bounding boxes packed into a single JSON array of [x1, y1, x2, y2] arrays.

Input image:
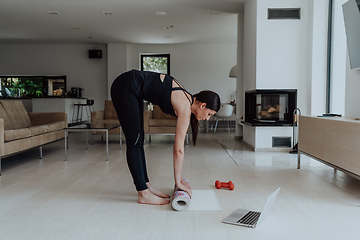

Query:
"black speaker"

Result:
[[89, 50, 102, 59]]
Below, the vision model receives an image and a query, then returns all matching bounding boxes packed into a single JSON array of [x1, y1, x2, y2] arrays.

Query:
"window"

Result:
[[141, 54, 170, 74]]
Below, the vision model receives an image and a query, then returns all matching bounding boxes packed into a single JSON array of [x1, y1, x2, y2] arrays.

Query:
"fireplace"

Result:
[[244, 89, 297, 126]]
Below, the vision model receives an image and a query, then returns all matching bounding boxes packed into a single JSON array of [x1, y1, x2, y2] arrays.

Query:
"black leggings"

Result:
[[111, 71, 149, 191]]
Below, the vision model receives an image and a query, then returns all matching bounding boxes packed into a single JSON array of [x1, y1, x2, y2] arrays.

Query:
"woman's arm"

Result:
[[172, 98, 192, 197]]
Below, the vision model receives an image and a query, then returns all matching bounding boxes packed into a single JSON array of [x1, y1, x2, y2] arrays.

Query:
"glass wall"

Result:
[[0, 75, 66, 98]]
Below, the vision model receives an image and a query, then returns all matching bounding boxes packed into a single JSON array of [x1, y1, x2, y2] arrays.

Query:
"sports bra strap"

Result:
[[172, 87, 192, 95], [172, 79, 193, 105], [172, 87, 183, 91]]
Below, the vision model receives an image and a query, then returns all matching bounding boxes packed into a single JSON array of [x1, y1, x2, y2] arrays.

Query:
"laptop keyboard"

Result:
[[237, 211, 261, 225]]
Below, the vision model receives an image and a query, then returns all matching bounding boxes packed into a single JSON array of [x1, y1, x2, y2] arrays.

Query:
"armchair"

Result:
[[143, 105, 189, 144], [91, 100, 122, 143]]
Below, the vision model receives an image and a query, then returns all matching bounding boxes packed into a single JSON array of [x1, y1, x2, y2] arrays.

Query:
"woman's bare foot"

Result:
[[138, 189, 170, 205], [146, 183, 170, 198]]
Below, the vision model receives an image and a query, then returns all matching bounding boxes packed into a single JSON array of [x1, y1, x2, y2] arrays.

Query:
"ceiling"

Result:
[[0, 0, 244, 45]]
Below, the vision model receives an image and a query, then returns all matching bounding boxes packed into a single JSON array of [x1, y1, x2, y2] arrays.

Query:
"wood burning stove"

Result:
[[244, 89, 297, 126]]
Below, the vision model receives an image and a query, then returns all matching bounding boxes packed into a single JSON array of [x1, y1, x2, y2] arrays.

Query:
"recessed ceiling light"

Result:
[[161, 25, 174, 30], [164, 36, 172, 38], [71, 27, 81, 30], [47, 11, 60, 15], [156, 12, 167, 16], [102, 12, 113, 16], [86, 36, 94, 39]]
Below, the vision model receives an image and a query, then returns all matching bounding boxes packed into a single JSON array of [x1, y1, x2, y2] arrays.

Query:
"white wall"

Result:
[[331, 0, 348, 115], [255, 127, 293, 149], [236, 13, 245, 138], [243, 125, 255, 148], [0, 43, 107, 111], [308, 0, 328, 116], [256, 0, 310, 114], [244, 0, 258, 92], [257, 0, 308, 89], [108, 43, 237, 103], [107, 43, 127, 100], [239, 0, 258, 140]]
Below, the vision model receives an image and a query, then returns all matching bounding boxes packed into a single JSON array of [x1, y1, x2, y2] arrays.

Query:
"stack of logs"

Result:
[[258, 105, 281, 117]]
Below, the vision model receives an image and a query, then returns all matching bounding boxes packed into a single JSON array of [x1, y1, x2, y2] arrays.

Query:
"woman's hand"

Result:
[[176, 179, 192, 198]]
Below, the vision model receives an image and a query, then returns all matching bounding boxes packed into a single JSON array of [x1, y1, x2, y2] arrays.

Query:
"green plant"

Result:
[[142, 56, 168, 74], [0, 78, 43, 97]]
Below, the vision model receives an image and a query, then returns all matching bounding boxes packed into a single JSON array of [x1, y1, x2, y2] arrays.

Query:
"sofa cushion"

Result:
[[0, 100, 31, 129], [4, 128, 31, 142], [28, 125, 50, 136], [149, 119, 177, 127], [0, 103, 13, 130], [104, 100, 118, 120], [95, 119, 119, 124], [47, 121, 66, 132]]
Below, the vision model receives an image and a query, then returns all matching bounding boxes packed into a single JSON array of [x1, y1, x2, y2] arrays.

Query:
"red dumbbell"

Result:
[[215, 180, 234, 190]]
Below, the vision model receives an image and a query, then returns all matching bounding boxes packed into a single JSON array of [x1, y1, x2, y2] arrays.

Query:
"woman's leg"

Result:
[[111, 74, 169, 205], [111, 76, 148, 191], [137, 98, 149, 185]]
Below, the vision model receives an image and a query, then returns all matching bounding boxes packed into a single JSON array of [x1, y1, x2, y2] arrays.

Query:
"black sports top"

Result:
[[130, 69, 193, 117]]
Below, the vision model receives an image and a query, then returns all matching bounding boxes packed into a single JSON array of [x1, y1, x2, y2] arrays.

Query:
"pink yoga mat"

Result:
[[172, 179, 191, 211]]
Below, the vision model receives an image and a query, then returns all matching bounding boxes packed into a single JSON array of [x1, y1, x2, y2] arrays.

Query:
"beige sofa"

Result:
[[144, 105, 188, 144], [0, 100, 67, 175]]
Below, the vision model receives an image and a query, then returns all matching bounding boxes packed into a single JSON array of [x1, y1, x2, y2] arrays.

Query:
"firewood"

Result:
[[268, 107, 276, 113]]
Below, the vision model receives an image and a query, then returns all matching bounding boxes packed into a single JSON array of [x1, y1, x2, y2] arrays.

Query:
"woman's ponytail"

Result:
[[190, 113, 199, 146]]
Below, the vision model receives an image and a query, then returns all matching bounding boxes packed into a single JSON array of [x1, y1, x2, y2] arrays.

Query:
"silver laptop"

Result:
[[222, 187, 281, 228]]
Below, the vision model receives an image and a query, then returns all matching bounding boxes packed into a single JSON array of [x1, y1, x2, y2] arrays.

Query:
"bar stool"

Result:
[[84, 99, 95, 122], [72, 99, 94, 125], [72, 103, 85, 125]]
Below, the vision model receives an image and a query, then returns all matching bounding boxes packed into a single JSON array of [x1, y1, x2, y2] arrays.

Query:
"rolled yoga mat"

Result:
[[172, 179, 191, 211]]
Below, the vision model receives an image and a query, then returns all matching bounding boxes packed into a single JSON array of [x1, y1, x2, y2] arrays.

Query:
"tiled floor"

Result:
[[1, 130, 360, 240]]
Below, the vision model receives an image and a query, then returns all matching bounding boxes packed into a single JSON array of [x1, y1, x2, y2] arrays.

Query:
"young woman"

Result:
[[111, 69, 220, 205]]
